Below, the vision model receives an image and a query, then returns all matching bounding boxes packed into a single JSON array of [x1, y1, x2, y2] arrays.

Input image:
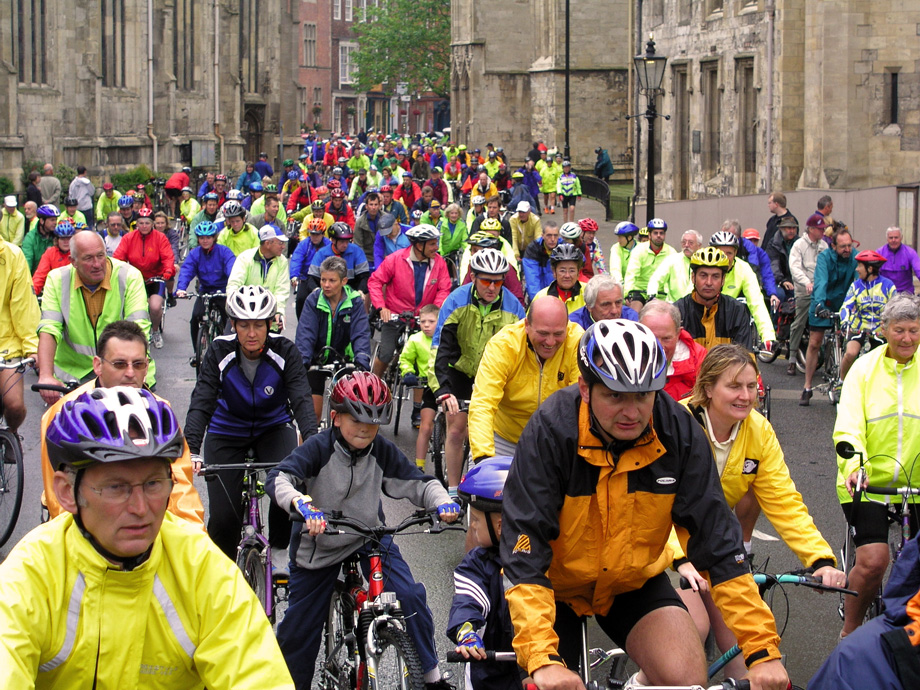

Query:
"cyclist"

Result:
[[439, 202, 468, 260], [226, 225, 290, 332], [539, 152, 563, 215], [0, 386, 294, 689], [38, 320, 205, 527], [32, 218, 75, 295], [675, 343, 842, 679], [500, 320, 788, 690], [113, 208, 175, 349], [675, 247, 753, 350], [463, 231, 526, 307], [101, 212, 125, 256], [419, 198, 443, 227], [639, 299, 709, 402], [290, 217, 331, 318], [379, 184, 410, 226], [248, 192, 286, 231], [721, 220, 779, 307], [115, 194, 139, 232], [646, 229, 703, 302], [609, 221, 640, 282], [522, 222, 560, 302], [470, 196, 512, 246], [430, 248, 525, 495], [94, 182, 122, 226], [265, 371, 458, 690], [190, 191, 220, 234], [624, 217, 675, 311], [372, 206, 408, 269], [533, 244, 586, 314], [509, 201, 542, 261], [835, 293, 920, 637], [354, 191, 396, 269], [60, 196, 88, 228], [185, 286, 316, 565], [466, 194, 487, 229], [290, 198, 334, 236], [325, 186, 356, 228], [368, 224, 452, 377], [394, 171, 423, 210], [306, 222, 370, 294], [507, 172, 537, 215], [555, 159, 581, 224], [460, 217, 517, 278], [216, 200, 260, 256], [295, 255, 372, 420], [23, 204, 60, 273], [212, 173, 229, 204], [468, 296, 582, 461], [152, 211, 180, 303], [570, 217, 605, 280], [164, 166, 191, 214], [175, 221, 236, 365], [285, 174, 313, 214], [177, 185, 200, 223], [838, 249, 896, 380], [569, 274, 637, 330], [399, 303, 439, 457], [236, 161, 261, 193]]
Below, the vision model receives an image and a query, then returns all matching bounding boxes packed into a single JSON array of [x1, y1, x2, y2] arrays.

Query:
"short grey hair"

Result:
[[886, 226, 903, 237], [682, 229, 703, 245], [638, 299, 682, 332], [320, 256, 347, 279], [720, 219, 742, 235], [583, 275, 622, 309], [881, 293, 920, 330]]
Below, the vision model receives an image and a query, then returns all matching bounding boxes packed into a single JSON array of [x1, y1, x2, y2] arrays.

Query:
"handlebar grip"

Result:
[[445, 650, 516, 663], [865, 485, 902, 495], [31, 382, 75, 394]]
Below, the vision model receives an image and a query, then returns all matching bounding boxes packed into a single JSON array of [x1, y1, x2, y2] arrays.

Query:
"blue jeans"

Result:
[[278, 535, 438, 689]]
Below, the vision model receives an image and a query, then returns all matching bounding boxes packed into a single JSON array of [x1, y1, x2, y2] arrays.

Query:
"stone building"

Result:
[[450, 0, 635, 167], [0, 0, 303, 183], [640, 0, 920, 203]]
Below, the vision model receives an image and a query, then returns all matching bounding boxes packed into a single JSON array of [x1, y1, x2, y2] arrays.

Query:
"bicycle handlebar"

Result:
[[679, 571, 858, 597], [0, 357, 35, 370], [31, 381, 78, 394], [323, 508, 465, 537], [198, 462, 278, 475], [178, 291, 227, 299], [865, 484, 920, 497]]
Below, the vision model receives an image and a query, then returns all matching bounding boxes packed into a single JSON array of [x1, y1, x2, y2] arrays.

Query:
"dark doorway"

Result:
[[243, 108, 263, 164]]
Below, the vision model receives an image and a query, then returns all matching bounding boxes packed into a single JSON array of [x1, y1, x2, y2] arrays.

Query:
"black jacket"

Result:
[[675, 293, 753, 350]]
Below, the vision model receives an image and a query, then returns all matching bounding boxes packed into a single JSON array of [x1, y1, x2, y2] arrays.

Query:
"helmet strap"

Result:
[[485, 511, 500, 548]]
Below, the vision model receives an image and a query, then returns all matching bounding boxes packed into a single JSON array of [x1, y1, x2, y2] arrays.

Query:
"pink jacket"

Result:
[[368, 246, 452, 314]]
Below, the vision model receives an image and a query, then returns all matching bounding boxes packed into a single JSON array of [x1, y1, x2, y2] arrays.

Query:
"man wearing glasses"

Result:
[[37, 320, 204, 528], [37, 232, 154, 403]]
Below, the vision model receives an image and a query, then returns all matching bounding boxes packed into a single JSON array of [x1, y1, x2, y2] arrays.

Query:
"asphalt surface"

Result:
[[2, 200, 845, 687]]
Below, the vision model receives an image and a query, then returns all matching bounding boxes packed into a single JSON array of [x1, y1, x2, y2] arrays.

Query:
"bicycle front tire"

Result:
[[322, 585, 360, 690], [363, 625, 425, 690], [393, 381, 405, 436], [237, 544, 268, 610], [430, 413, 447, 488], [0, 429, 25, 548]]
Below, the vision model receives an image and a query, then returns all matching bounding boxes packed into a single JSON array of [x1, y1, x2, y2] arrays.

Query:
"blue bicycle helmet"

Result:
[[195, 221, 218, 237], [287, 170, 300, 181], [46, 387, 184, 470], [37, 204, 60, 218], [117, 195, 134, 209], [249, 181, 263, 192], [457, 456, 512, 513], [54, 219, 76, 237], [615, 221, 640, 236], [647, 218, 668, 231], [203, 192, 220, 202]]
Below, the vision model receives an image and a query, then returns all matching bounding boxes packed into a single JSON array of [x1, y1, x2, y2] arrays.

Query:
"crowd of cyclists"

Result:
[[2, 129, 920, 690]]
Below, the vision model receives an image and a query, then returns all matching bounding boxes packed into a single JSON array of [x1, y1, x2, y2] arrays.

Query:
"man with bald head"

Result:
[[639, 299, 707, 402], [468, 296, 583, 460], [37, 231, 154, 404]]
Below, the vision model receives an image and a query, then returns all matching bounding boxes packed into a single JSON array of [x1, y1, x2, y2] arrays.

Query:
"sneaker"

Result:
[[411, 407, 421, 429], [2, 438, 17, 465], [622, 672, 645, 689], [786, 362, 797, 376], [799, 388, 813, 406], [152, 331, 164, 349]]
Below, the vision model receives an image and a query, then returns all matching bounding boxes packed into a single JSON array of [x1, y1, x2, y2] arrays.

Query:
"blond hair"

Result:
[[688, 343, 759, 408]]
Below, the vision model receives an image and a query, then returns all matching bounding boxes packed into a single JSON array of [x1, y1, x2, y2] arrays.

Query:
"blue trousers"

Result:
[[278, 535, 438, 689]]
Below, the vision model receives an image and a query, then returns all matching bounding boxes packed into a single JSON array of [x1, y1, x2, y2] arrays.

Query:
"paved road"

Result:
[[2, 203, 845, 686]]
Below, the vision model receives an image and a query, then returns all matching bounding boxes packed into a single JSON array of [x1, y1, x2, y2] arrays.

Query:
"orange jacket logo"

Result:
[[512, 534, 531, 554]]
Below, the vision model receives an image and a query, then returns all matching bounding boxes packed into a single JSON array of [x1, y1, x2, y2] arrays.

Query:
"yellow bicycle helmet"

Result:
[[689, 246, 730, 270], [638, 226, 650, 238], [480, 217, 503, 233]]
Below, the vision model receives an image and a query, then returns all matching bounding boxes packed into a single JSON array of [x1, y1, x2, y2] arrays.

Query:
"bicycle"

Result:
[[0, 356, 34, 548], [173, 216, 190, 262], [429, 399, 471, 488], [307, 347, 358, 429], [150, 178, 169, 216], [756, 296, 812, 374], [813, 312, 844, 404], [443, 250, 462, 289], [319, 508, 464, 690], [199, 452, 289, 626], [179, 291, 227, 373], [371, 311, 419, 393], [146, 277, 169, 348]]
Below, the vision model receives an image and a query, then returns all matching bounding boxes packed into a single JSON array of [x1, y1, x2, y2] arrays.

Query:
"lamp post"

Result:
[[634, 37, 667, 223]]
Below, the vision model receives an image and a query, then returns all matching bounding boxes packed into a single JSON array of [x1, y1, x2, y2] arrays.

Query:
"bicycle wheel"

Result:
[[236, 544, 268, 608], [363, 625, 425, 690], [430, 413, 447, 487], [757, 339, 781, 363], [393, 382, 405, 436], [176, 221, 189, 262], [0, 430, 25, 548], [322, 585, 360, 689], [194, 321, 213, 376]]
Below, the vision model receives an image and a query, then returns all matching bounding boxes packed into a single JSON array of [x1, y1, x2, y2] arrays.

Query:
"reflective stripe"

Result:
[[38, 573, 86, 673], [40, 309, 64, 324], [153, 576, 196, 659], [58, 266, 73, 325], [453, 572, 491, 618], [266, 348, 285, 370], [218, 350, 237, 374], [117, 267, 128, 304], [125, 310, 149, 322]]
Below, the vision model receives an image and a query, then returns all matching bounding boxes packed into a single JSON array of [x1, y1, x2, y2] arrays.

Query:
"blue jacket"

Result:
[[430, 152, 448, 171], [517, 167, 542, 201], [739, 237, 778, 297], [374, 226, 410, 269], [508, 184, 537, 214], [295, 286, 372, 370], [569, 304, 638, 330], [236, 170, 261, 192], [308, 244, 370, 292], [176, 244, 237, 293], [522, 238, 554, 301], [254, 160, 274, 179], [290, 237, 331, 279], [446, 547, 519, 690]]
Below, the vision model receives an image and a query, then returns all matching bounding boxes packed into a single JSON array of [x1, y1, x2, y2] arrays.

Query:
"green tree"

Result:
[[351, 0, 450, 98]]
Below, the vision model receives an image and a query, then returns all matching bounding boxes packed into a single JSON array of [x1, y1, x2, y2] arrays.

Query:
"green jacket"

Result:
[[439, 218, 469, 256], [217, 224, 261, 256], [647, 252, 692, 302], [38, 259, 154, 385], [399, 331, 433, 378], [0, 210, 25, 246], [538, 161, 562, 194], [95, 192, 122, 221], [22, 229, 55, 274], [623, 242, 675, 295], [226, 247, 290, 314], [609, 240, 634, 283]]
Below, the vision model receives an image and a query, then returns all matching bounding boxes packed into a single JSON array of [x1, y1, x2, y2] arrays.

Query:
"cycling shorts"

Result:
[[421, 387, 438, 411], [841, 500, 920, 547], [145, 281, 167, 299], [165, 187, 182, 199], [847, 331, 885, 350], [560, 194, 577, 208], [444, 368, 474, 402]]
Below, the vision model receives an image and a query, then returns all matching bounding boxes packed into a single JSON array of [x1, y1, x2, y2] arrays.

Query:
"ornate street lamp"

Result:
[[634, 37, 667, 222]]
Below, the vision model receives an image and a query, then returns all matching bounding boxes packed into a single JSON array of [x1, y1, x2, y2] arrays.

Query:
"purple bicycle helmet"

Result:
[[46, 387, 184, 470], [457, 456, 512, 513]]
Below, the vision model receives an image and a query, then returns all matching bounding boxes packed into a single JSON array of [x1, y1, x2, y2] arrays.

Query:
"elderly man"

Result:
[[468, 296, 582, 460], [22, 201, 38, 237], [569, 274, 638, 330], [510, 200, 542, 260], [639, 299, 707, 402], [788, 214, 829, 378], [226, 225, 291, 331], [36, 232, 153, 403], [646, 229, 703, 301], [39, 163, 61, 205], [877, 226, 920, 294], [0, 195, 25, 246]]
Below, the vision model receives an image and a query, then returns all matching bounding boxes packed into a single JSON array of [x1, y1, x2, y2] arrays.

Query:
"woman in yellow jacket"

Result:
[[672, 343, 842, 678]]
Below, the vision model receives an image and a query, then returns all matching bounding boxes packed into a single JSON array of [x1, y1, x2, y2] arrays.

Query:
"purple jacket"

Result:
[[878, 243, 920, 293]]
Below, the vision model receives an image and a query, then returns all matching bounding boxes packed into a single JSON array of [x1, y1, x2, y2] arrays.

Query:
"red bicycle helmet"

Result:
[[330, 372, 392, 424], [330, 188, 346, 199], [578, 218, 599, 234], [326, 179, 342, 190], [855, 249, 886, 266], [137, 207, 153, 218]]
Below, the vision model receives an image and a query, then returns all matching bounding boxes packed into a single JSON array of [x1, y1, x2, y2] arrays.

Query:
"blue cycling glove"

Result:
[[437, 502, 461, 520], [294, 495, 325, 522], [457, 622, 484, 651]]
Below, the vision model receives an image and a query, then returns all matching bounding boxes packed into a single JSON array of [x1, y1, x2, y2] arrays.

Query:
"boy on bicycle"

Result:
[[266, 371, 460, 690], [399, 303, 439, 466], [448, 457, 523, 690], [838, 249, 896, 381]]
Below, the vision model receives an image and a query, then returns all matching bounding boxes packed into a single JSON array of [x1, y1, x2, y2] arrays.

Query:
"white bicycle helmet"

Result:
[[578, 320, 666, 392], [709, 230, 739, 248], [469, 247, 510, 275], [560, 221, 582, 241], [406, 224, 440, 242], [471, 195, 486, 206], [227, 285, 277, 320], [226, 189, 244, 201], [222, 200, 246, 218]]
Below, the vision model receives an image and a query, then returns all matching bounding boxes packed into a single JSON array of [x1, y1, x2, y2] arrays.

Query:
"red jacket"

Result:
[[286, 186, 313, 213], [113, 229, 176, 281], [165, 171, 190, 191], [368, 247, 452, 314], [325, 200, 355, 229], [663, 328, 708, 402], [393, 182, 421, 210], [426, 178, 449, 207], [33, 246, 72, 294]]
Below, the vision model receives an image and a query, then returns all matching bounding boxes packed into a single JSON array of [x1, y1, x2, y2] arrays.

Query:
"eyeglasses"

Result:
[[555, 267, 579, 276], [84, 477, 174, 504], [476, 277, 505, 288], [101, 356, 149, 371]]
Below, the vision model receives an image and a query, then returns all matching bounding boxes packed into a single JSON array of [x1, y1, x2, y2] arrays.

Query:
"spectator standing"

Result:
[[26, 171, 43, 206], [0, 195, 25, 246], [762, 192, 797, 250], [594, 147, 614, 182], [877, 226, 920, 294], [68, 166, 95, 224], [39, 164, 61, 205], [787, 214, 828, 376]]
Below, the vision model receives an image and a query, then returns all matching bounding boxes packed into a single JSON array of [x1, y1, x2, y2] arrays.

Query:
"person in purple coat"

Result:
[[878, 225, 920, 294]]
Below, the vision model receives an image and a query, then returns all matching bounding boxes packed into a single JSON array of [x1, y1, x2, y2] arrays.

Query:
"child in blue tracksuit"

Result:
[[447, 457, 522, 690], [266, 372, 460, 690]]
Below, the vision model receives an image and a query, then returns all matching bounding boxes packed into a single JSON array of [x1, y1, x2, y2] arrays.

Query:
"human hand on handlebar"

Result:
[[190, 454, 203, 475], [439, 393, 460, 415], [379, 307, 392, 323], [176, 289, 188, 299], [845, 469, 869, 497], [812, 566, 848, 593], [769, 294, 780, 310], [402, 373, 419, 387], [531, 663, 585, 690], [455, 622, 486, 660], [744, 658, 789, 690], [677, 561, 710, 593], [37, 374, 64, 405], [437, 502, 461, 523], [294, 495, 326, 536]]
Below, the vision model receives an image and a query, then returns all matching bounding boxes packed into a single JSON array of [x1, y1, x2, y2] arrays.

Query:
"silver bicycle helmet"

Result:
[[222, 200, 246, 218], [560, 222, 582, 241], [406, 224, 440, 242], [471, 195, 486, 206], [578, 320, 667, 393], [227, 285, 277, 320], [469, 247, 510, 275], [709, 230, 739, 248], [549, 243, 584, 266]]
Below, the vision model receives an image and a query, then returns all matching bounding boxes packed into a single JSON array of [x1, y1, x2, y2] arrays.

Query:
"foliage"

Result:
[[18, 160, 76, 196], [351, 0, 450, 98], [0, 177, 14, 196], [111, 165, 157, 194], [20, 159, 46, 189]]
